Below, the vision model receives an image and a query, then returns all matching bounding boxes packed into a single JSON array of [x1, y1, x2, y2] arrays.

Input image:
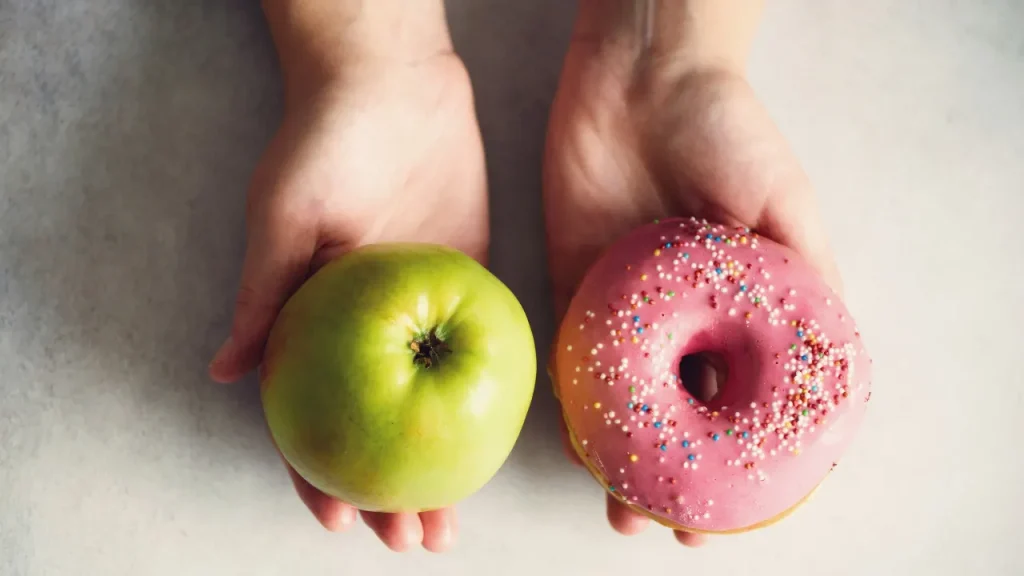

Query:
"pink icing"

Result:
[[552, 217, 872, 532]]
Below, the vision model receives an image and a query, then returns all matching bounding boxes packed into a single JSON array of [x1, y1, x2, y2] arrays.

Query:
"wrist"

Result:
[[262, 0, 453, 100], [571, 0, 763, 78]]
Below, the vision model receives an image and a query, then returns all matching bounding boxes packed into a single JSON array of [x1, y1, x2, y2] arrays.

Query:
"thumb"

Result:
[[209, 209, 315, 383], [758, 192, 845, 297]]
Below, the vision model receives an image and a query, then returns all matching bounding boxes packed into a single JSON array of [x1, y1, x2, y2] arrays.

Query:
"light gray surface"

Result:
[[1, 1, 1022, 575]]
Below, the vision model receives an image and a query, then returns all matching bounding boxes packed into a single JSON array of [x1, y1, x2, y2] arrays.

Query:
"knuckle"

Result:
[[234, 285, 279, 314]]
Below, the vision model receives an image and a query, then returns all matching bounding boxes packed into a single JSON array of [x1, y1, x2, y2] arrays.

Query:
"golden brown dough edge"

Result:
[[551, 363, 820, 535]]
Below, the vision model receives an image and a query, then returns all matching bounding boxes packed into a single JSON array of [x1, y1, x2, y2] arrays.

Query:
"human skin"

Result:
[[208, 0, 486, 553], [543, 0, 842, 547], [207, 0, 838, 553]]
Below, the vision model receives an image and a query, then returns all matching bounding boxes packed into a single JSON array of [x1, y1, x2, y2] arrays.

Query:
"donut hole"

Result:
[[679, 351, 728, 404]]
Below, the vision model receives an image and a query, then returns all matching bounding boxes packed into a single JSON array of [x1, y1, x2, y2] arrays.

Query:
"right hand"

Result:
[[543, 5, 840, 547]]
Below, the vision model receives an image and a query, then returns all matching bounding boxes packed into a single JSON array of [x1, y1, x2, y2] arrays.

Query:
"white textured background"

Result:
[[1, 1, 1022, 575]]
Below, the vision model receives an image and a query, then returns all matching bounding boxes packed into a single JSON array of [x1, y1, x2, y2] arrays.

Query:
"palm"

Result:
[[252, 56, 488, 267], [215, 55, 486, 552], [543, 47, 839, 545]]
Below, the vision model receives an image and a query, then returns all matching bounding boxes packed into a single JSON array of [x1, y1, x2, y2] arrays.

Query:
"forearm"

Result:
[[572, 0, 764, 73], [262, 0, 452, 97]]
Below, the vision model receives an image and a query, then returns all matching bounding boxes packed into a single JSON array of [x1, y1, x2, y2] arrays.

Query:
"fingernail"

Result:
[[435, 523, 453, 550], [323, 505, 357, 532], [339, 505, 357, 527]]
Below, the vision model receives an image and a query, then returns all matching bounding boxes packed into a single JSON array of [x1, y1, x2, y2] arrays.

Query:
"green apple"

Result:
[[260, 243, 536, 512]]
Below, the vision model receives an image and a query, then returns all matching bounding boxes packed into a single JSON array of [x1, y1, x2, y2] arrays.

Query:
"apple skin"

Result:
[[260, 243, 536, 513]]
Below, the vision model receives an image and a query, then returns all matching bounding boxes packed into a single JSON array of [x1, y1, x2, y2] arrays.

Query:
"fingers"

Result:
[[284, 447, 454, 553], [567, 406, 668, 541], [678, 351, 726, 401], [362, 510, 457, 553], [208, 207, 316, 383], [759, 199, 844, 296], [419, 508, 457, 553], [286, 465, 358, 532], [674, 530, 708, 547], [606, 493, 650, 535], [360, 511, 424, 553], [608, 492, 711, 546]]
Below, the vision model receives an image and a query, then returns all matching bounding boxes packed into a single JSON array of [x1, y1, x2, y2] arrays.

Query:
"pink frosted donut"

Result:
[[551, 217, 872, 533]]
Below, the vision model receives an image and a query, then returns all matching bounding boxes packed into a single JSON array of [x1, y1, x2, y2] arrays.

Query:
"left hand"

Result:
[[208, 51, 487, 552], [543, 30, 840, 548]]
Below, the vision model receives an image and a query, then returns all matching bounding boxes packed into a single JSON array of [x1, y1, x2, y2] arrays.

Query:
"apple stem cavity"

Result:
[[410, 329, 451, 369]]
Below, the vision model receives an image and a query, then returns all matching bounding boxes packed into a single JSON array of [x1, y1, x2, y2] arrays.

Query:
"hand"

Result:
[[543, 20, 840, 547], [208, 50, 487, 552]]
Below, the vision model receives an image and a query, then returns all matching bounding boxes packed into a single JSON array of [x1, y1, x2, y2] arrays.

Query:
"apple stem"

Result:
[[410, 329, 451, 369]]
